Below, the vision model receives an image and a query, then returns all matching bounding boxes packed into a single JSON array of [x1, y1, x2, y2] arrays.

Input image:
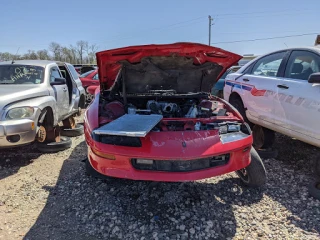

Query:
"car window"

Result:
[[0, 65, 44, 84], [80, 70, 94, 77], [219, 67, 239, 80], [251, 52, 286, 77], [284, 50, 320, 81], [67, 64, 80, 80], [93, 73, 99, 80], [50, 66, 61, 83]]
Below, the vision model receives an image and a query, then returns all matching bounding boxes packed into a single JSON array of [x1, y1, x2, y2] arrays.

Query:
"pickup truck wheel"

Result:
[[36, 136, 72, 153], [236, 147, 267, 187], [308, 181, 320, 200], [229, 97, 252, 127], [61, 124, 84, 137]]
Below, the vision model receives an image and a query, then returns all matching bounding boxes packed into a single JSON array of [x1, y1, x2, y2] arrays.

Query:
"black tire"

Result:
[[252, 125, 275, 149], [229, 96, 252, 127], [236, 147, 267, 187], [308, 181, 320, 200], [261, 128, 275, 149], [37, 136, 72, 153], [315, 155, 320, 177], [257, 148, 278, 159], [85, 158, 112, 180], [60, 124, 84, 137]]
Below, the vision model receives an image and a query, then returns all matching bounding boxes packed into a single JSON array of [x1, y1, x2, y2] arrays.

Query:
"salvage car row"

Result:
[[1, 42, 319, 199]]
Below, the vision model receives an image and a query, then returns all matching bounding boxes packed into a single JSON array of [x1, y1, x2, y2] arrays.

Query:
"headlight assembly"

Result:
[[6, 107, 34, 120]]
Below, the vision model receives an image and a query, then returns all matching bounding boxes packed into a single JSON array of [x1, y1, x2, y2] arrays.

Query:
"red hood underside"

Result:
[[96, 42, 241, 92]]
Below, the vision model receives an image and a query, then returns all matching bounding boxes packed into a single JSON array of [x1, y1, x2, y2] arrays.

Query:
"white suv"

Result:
[[223, 47, 320, 149]]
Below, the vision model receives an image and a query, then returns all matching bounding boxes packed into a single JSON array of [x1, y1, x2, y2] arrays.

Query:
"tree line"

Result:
[[0, 41, 98, 64]]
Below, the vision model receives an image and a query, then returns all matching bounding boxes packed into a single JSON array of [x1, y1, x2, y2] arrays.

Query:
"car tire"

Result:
[[36, 136, 72, 153], [308, 181, 320, 200], [236, 147, 267, 187], [257, 148, 278, 159], [314, 154, 320, 176], [252, 125, 275, 149], [60, 124, 84, 137], [229, 96, 252, 127], [85, 158, 113, 180]]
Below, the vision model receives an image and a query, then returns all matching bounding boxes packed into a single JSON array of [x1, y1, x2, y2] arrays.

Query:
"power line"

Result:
[[212, 33, 318, 44], [214, 8, 315, 17]]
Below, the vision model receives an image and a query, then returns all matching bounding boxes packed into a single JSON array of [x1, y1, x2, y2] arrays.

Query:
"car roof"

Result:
[[262, 47, 320, 56], [0, 60, 70, 68]]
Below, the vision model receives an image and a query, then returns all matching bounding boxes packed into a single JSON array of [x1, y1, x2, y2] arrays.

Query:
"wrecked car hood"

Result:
[[0, 85, 47, 110], [96, 42, 241, 93]]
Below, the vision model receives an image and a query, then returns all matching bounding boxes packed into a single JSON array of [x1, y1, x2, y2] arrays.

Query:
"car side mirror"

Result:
[[308, 73, 320, 84], [50, 77, 66, 85]]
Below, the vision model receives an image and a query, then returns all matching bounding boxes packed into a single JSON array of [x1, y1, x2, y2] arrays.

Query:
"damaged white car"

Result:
[[0, 60, 86, 152]]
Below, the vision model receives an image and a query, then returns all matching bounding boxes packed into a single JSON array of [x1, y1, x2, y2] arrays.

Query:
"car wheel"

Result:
[[85, 158, 113, 180], [60, 124, 84, 137], [313, 153, 320, 176], [308, 181, 320, 200], [229, 96, 252, 127], [236, 147, 267, 187], [36, 136, 72, 153], [252, 125, 275, 149], [85, 87, 94, 105]]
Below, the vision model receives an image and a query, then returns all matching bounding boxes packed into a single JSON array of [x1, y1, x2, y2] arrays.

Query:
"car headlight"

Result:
[[6, 107, 34, 120]]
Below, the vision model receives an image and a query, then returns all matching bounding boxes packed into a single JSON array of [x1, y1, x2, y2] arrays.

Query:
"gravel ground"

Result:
[[0, 120, 320, 239]]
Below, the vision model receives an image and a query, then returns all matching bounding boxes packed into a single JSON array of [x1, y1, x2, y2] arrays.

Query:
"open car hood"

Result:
[[96, 42, 241, 94]]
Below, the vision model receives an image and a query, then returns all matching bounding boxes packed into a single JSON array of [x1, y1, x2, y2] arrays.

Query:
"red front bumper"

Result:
[[86, 129, 252, 182]]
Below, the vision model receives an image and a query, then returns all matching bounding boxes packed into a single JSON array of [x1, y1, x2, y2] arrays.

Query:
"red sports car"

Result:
[[79, 69, 99, 104], [84, 42, 266, 186]]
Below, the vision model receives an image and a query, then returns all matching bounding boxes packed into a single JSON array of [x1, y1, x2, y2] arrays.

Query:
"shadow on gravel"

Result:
[[262, 134, 320, 235], [0, 143, 41, 180], [25, 141, 264, 240]]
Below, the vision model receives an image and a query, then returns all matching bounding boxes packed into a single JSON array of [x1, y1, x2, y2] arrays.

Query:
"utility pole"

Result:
[[208, 15, 213, 46]]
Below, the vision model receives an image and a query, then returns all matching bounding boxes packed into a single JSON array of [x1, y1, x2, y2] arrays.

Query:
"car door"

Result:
[[276, 50, 320, 144], [50, 66, 69, 118], [234, 51, 287, 128]]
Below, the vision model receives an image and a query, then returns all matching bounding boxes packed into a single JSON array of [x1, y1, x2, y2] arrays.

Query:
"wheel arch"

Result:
[[229, 92, 246, 109], [39, 106, 54, 128]]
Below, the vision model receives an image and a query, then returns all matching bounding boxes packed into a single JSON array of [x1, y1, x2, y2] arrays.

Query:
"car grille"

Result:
[[131, 154, 230, 172]]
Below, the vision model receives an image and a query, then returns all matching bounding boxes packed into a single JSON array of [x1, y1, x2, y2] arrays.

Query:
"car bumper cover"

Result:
[[0, 119, 36, 147]]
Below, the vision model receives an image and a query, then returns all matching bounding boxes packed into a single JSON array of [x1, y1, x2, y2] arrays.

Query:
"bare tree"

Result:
[[61, 47, 73, 63], [21, 50, 38, 60], [49, 42, 62, 61], [37, 49, 50, 60], [86, 43, 98, 64], [1, 40, 98, 63], [76, 40, 88, 64], [0, 52, 16, 61]]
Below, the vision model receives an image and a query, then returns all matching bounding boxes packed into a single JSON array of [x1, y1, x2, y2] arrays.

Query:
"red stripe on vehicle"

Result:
[[251, 87, 266, 96]]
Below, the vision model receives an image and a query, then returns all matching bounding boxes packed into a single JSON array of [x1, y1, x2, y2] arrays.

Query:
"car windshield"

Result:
[[80, 70, 94, 77], [0, 65, 45, 84]]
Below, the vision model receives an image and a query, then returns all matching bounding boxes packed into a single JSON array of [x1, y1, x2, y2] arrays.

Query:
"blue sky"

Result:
[[0, 0, 318, 55]]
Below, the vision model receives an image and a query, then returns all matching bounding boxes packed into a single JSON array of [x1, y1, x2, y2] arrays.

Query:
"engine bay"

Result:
[[98, 91, 240, 132]]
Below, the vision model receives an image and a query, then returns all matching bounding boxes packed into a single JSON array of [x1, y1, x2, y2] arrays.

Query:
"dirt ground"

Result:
[[0, 120, 320, 239]]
